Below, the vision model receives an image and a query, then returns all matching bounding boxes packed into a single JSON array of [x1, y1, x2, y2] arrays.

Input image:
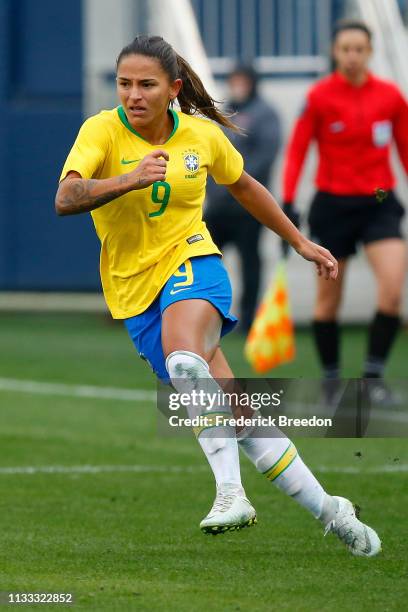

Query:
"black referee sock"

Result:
[[363, 311, 401, 378], [312, 320, 340, 379]]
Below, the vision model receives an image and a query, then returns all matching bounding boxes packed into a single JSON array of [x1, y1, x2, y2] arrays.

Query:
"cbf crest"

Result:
[[183, 149, 200, 177]]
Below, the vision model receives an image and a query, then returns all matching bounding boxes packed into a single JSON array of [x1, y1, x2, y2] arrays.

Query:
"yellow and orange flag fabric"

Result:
[[244, 260, 295, 373]]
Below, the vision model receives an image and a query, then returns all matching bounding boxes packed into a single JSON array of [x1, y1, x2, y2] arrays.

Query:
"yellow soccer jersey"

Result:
[[60, 107, 244, 318]]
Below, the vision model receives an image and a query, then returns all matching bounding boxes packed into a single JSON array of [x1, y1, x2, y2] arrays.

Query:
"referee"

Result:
[[282, 20, 408, 406]]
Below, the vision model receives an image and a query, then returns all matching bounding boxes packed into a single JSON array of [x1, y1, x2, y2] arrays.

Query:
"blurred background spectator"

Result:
[[204, 65, 281, 332]]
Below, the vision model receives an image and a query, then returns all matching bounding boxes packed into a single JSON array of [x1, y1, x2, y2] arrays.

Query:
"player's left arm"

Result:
[[228, 171, 338, 279]]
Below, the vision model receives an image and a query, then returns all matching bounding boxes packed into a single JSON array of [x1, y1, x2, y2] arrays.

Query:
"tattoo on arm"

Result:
[[56, 174, 130, 215]]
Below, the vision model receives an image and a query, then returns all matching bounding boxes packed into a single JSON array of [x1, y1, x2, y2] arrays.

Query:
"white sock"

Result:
[[197, 435, 242, 488], [239, 430, 335, 520], [166, 350, 242, 489]]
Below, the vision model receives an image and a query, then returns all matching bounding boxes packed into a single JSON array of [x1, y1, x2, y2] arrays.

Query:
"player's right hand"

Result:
[[128, 149, 169, 189]]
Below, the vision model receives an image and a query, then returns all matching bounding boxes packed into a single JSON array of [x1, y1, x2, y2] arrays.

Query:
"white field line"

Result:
[[0, 465, 207, 475], [0, 377, 155, 403], [0, 464, 407, 476]]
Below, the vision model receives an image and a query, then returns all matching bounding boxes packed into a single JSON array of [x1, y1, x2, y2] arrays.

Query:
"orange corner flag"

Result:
[[244, 260, 295, 373]]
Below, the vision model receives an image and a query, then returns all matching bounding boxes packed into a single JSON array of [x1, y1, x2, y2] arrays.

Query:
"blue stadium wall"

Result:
[[0, 0, 100, 291]]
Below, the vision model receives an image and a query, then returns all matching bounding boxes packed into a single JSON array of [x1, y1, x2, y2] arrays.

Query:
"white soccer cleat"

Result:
[[200, 483, 257, 535], [324, 496, 381, 557]]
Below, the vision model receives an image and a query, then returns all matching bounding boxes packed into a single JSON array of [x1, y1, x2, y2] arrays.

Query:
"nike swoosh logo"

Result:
[[169, 287, 191, 295], [121, 157, 141, 165]]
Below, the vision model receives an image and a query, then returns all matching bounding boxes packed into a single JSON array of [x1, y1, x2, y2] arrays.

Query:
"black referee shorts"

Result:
[[308, 191, 405, 259]]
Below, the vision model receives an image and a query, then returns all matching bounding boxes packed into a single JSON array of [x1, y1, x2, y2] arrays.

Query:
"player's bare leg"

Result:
[[162, 299, 256, 534], [208, 346, 235, 378]]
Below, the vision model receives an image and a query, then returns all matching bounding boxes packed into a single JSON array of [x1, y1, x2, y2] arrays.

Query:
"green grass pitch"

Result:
[[0, 313, 407, 610]]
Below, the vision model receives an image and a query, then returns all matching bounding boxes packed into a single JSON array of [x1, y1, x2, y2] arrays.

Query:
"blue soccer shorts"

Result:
[[124, 255, 238, 383]]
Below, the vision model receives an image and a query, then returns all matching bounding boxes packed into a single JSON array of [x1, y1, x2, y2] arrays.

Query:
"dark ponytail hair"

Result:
[[116, 34, 238, 131]]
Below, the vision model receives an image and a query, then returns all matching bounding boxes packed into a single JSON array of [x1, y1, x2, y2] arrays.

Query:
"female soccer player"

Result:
[[56, 35, 380, 556], [282, 20, 408, 406]]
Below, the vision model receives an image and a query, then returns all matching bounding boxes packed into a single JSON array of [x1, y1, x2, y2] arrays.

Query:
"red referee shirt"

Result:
[[282, 71, 408, 201]]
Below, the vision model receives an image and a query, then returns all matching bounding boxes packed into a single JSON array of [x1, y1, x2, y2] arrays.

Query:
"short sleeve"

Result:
[[59, 115, 111, 182], [207, 125, 244, 185]]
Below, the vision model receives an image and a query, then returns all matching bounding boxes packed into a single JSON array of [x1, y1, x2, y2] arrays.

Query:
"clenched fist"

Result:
[[128, 149, 169, 189]]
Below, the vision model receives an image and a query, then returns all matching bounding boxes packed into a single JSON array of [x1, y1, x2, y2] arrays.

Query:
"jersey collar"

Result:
[[117, 106, 179, 143]]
